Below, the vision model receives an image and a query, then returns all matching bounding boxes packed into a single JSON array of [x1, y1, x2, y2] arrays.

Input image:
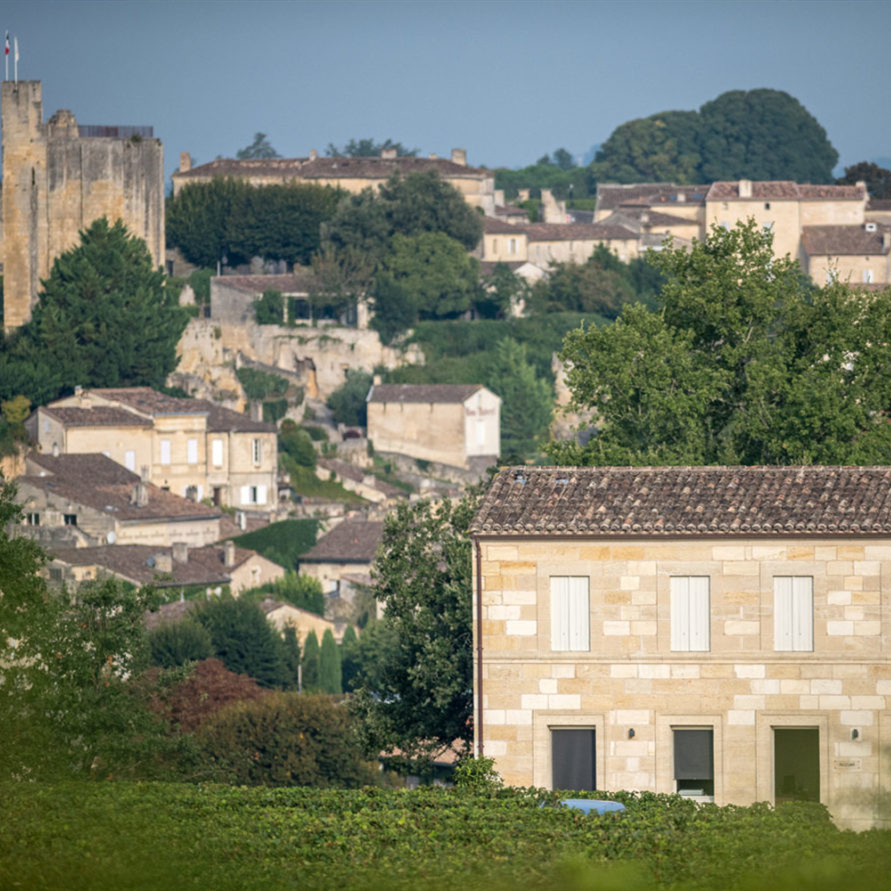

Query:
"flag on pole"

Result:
[[4, 32, 9, 56], [4, 31, 8, 82]]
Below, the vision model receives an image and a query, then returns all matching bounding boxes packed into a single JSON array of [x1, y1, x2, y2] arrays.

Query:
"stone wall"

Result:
[[1, 81, 164, 330], [475, 535, 891, 830]]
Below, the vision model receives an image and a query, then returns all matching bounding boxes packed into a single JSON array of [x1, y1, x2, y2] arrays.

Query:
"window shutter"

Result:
[[774, 577, 793, 650], [670, 577, 689, 651], [257, 484, 267, 505], [689, 577, 710, 651], [160, 440, 171, 465], [187, 439, 198, 465], [674, 729, 714, 780], [240, 485, 250, 506], [125, 451, 136, 471], [567, 577, 589, 651], [551, 576, 570, 651], [212, 440, 223, 467], [791, 577, 813, 651], [552, 729, 596, 791]]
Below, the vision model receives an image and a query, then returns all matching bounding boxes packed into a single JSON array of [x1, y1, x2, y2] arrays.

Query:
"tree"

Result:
[[528, 255, 635, 318], [837, 161, 891, 199], [253, 288, 285, 325], [339, 625, 361, 691], [548, 221, 891, 467], [351, 492, 481, 761], [193, 598, 285, 688], [327, 369, 374, 427], [301, 630, 321, 691], [240, 571, 325, 615], [236, 132, 281, 159], [279, 626, 302, 690], [278, 420, 317, 469], [326, 137, 417, 158], [319, 629, 342, 695], [477, 263, 526, 320], [485, 338, 553, 461], [0, 218, 189, 406], [148, 619, 214, 668], [379, 232, 481, 320], [552, 148, 576, 171], [592, 89, 838, 184]]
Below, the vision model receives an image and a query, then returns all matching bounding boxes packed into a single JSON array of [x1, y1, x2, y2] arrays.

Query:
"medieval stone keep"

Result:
[[0, 80, 164, 330]]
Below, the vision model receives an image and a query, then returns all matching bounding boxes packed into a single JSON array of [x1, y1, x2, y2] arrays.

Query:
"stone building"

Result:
[[366, 383, 500, 477], [470, 466, 891, 830], [172, 148, 495, 215], [1, 81, 164, 330]]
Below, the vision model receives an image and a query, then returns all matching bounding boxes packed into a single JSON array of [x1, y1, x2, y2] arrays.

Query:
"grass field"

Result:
[[3, 783, 889, 891]]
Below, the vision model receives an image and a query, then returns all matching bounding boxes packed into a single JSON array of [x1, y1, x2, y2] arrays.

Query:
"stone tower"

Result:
[[1, 81, 164, 331]]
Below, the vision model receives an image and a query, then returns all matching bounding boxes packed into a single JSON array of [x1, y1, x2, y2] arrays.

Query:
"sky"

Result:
[[3, 0, 890, 183]]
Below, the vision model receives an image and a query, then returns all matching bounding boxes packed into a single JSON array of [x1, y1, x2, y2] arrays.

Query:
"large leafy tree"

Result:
[[593, 89, 838, 184], [549, 221, 891, 467], [166, 179, 342, 268], [0, 218, 189, 406], [351, 492, 481, 761], [837, 161, 891, 199]]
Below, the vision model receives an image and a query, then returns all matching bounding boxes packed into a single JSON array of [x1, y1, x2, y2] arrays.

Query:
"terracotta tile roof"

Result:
[[471, 466, 891, 536], [144, 599, 197, 630], [23, 454, 220, 522], [801, 225, 890, 256], [93, 387, 208, 417], [212, 271, 314, 295], [707, 182, 866, 202], [596, 184, 709, 212], [868, 199, 891, 212], [367, 383, 485, 404], [49, 543, 252, 588], [300, 519, 385, 564], [494, 204, 528, 218], [42, 406, 151, 428], [198, 401, 275, 434], [175, 155, 486, 182], [524, 222, 637, 243], [484, 217, 524, 234]]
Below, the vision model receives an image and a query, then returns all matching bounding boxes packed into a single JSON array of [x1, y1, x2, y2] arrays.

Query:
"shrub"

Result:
[[279, 419, 317, 468], [148, 619, 213, 668], [228, 518, 319, 570], [145, 657, 269, 732], [240, 571, 325, 616], [254, 288, 284, 325], [327, 369, 373, 427], [236, 366, 289, 401], [196, 692, 377, 787]]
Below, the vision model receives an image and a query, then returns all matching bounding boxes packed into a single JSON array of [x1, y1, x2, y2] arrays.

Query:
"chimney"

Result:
[[373, 373, 382, 386], [451, 148, 467, 166], [884, 231, 891, 252], [179, 152, 192, 173], [236, 510, 247, 531], [131, 482, 149, 507], [428, 152, 438, 160], [172, 541, 189, 564], [739, 179, 752, 199], [154, 552, 172, 573], [52, 442, 60, 458], [224, 540, 236, 567], [249, 401, 263, 422], [140, 465, 150, 482], [518, 188, 530, 202], [381, 147, 397, 160], [309, 148, 318, 161]]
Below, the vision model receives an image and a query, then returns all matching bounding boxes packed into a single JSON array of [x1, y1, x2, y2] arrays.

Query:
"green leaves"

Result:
[[550, 221, 891, 467]]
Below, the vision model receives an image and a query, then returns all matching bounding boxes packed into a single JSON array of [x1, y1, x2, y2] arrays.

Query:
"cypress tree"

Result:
[[340, 625, 360, 692], [279, 625, 301, 690], [301, 630, 321, 692], [319, 629, 342, 695]]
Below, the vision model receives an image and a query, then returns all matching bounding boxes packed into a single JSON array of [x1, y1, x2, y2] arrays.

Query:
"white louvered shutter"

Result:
[[774, 577, 793, 650], [256, 484, 267, 505], [551, 576, 570, 651], [791, 577, 813, 651], [551, 577, 589, 651], [671, 577, 710, 651], [240, 485, 250, 506], [689, 577, 710, 651], [671, 577, 690, 651]]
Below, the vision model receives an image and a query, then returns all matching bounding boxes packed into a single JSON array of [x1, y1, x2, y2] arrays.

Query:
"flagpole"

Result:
[[13, 36, 17, 83], [4, 32, 8, 82]]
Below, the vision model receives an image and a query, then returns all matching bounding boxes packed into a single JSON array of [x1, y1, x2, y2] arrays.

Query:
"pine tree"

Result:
[[319, 629, 342, 695]]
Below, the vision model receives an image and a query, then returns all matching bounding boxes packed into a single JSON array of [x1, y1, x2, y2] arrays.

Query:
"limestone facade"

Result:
[[471, 467, 891, 830], [1, 81, 164, 330]]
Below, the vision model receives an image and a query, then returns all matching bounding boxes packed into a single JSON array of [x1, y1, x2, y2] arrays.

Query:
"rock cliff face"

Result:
[[174, 317, 423, 408]]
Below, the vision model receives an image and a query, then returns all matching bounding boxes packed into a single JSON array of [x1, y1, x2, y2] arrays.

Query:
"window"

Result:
[[508, 237, 517, 255], [550, 576, 589, 651], [187, 438, 198, 464], [674, 729, 714, 797], [160, 439, 171, 465], [476, 418, 485, 447], [670, 576, 710, 651], [552, 729, 596, 791], [241, 484, 267, 506], [125, 450, 136, 472], [49, 567, 63, 582], [774, 576, 813, 651], [43, 419, 50, 433], [212, 439, 224, 467], [27, 512, 40, 526], [63, 513, 77, 526], [863, 268, 874, 283], [764, 202, 771, 210], [252, 438, 262, 465], [185, 485, 198, 501]]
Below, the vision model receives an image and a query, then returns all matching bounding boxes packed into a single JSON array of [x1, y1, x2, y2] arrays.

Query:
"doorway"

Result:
[[774, 728, 820, 803]]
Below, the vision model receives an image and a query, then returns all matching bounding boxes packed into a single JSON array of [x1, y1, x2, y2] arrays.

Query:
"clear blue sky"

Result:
[[4, 0, 890, 182]]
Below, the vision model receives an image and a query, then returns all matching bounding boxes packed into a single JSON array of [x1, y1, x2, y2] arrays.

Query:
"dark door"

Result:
[[552, 728, 596, 791], [774, 728, 820, 802]]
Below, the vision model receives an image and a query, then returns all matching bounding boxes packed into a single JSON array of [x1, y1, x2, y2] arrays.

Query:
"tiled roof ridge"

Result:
[[471, 465, 891, 536]]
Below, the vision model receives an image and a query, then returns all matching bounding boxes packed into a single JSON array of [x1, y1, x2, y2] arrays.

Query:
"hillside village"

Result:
[[3, 67, 891, 845]]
